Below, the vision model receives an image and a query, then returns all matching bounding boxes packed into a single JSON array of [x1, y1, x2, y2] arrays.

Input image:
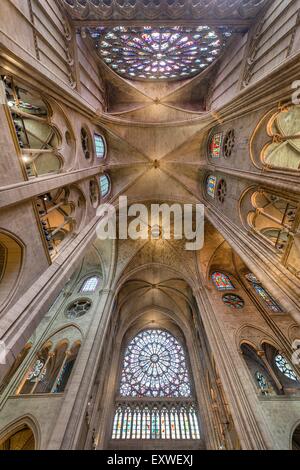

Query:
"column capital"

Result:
[[257, 350, 265, 358]]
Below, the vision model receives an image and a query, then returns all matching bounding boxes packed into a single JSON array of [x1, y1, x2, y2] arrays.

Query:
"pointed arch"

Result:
[[0, 415, 40, 450], [0, 230, 24, 312]]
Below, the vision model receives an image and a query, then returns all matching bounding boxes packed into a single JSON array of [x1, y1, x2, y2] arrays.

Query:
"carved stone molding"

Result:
[[61, 0, 268, 22]]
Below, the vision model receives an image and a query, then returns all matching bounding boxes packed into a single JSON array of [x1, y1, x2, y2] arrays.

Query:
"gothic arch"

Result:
[[2, 75, 67, 178], [16, 326, 82, 396], [0, 415, 40, 450], [236, 324, 280, 353], [287, 324, 300, 344], [290, 420, 300, 450], [261, 341, 300, 392], [36, 185, 87, 258], [0, 342, 32, 394], [239, 341, 279, 396], [69, 184, 87, 232], [240, 186, 300, 279], [250, 104, 300, 172], [48, 99, 76, 171], [106, 321, 203, 448], [0, 230, 24, 312]]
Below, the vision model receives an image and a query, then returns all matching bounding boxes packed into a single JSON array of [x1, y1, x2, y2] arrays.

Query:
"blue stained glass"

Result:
[[207, 175, 217, 198], [81, 276, 99, 292], [275, 354, 298, 381], [99, 174, 110, 197], [94, 134, 105, 158]]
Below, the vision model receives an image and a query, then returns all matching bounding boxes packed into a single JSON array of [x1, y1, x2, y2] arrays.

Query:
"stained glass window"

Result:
[[245, 273, 283, 313], [94, 133, 106, 158], [99, 174, 110, 197], [112, 329, 200, 441], [27, 360, 46, 383], [81, 276, 99, 293], [52, 360, 76, 394], [88, 26, 232, 81], [245, 273, 259, 284], [111, 403, 200, 440], [212, 272, 234, 291], [222, 294, 245, 309], [255, 371, 271, 395], [275, 354, 298, 381], [209, 133, 223, 158], [207, 175, 217, 198], [119, 329, 191, 398]]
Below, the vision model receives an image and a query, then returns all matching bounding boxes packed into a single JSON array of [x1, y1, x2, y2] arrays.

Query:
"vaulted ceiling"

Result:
[[59, 0, 271, 320]]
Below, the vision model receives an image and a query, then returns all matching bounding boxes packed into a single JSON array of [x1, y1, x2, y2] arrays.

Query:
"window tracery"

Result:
[[248, 190, 300, 279], [120, 329, 191, 398], [222, 294, 244, 309], [88, 26, 233, 81], [18, 341, 81, 395], [65, 299, 92, 319], [223, 129, 235, 158], [2, 75, 63, 178], [112, 403, 200, 440], [263, 106, 300, 171], [112, 329, 200, 441], [81, 128, 91, 159], [275, 354, 298, 382], [217, 179, 227, 203]]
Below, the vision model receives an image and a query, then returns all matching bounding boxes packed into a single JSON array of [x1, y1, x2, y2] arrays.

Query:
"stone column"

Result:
[[193, 285, 274, 450]]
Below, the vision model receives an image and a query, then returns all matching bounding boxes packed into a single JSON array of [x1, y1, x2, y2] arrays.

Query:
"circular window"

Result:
[[217, 179, 227, 203], [222, 294, 244, 309], [81, 128, 91, 159], [223, 129, 235, 158], [65, 299, 92, 319], [90, 26, 233, 81], [119, 329, 191, 398]]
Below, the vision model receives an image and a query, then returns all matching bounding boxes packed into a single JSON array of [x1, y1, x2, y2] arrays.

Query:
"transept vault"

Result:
[[0, 0, 300, 452]]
